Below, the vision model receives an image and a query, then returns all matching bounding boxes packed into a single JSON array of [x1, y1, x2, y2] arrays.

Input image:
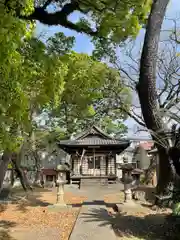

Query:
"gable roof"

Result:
[[58, 138, 129, 147], [74, 125, 113, 140], [57, 125, 130, 151]]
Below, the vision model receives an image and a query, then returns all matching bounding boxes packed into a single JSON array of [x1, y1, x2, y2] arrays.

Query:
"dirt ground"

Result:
[[0, 188, 87, 240], [104, 192, 180, 240], [1, 186, 180, 240]]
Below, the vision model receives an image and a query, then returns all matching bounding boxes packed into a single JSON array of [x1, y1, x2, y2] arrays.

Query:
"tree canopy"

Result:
[[0, 4, 68, 150], [0, 3, 132, 151], [5, 0, 151, 44], [42, 36, 131, 137]]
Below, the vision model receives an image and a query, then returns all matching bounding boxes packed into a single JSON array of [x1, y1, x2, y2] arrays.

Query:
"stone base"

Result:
[[54, 203, 67, 207], [47, 204, 71, 212], [115, 202, 148, 214], [48, 203, 67, 208], [116, 201, 137, 212]]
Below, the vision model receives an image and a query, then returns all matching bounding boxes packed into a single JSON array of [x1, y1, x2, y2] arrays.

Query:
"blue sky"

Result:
[[35, 0, 180, 138]]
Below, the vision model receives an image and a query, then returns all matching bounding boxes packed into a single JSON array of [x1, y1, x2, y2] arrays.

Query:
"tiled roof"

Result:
[[58, 137, 130, 147], [74, 125, 113, 140], [58, 125, 130, 149]]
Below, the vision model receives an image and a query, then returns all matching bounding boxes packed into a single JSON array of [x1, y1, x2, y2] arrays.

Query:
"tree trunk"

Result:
[[156, 146, 172, 194], [30, 130, 42, 187], [0, 151, 12, 193], [12, 153, 33, 191], [10, 169, 15, 186], [137, 0, 171, 195], [144, 156, 157, 185], [33, 150, 42, 186]]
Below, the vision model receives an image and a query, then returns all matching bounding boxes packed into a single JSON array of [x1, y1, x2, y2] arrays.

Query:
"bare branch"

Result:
[[118, 105, 145, 127]]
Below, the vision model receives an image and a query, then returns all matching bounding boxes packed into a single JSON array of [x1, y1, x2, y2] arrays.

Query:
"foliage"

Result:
[[4, 1, 152, 60], [27, 0, 151, 43], [0, 1, 134, 150], [172, 202, 180, 216], [46, 51, 131, 137], [0, 4, 34, 151], [99, 117, 128, 136], [20, 37, 67, 112], [0, 6, 69, 151]]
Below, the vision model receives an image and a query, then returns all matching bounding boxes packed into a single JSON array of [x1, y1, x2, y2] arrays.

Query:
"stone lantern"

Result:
[[54, 164, 69, 207], [121, 163, 143, 203], [121, 164, 134, 202]]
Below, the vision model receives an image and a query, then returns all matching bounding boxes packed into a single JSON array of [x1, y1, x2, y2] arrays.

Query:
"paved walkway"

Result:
[[69, 185, 122, 240], [69, 205, 117, 240]]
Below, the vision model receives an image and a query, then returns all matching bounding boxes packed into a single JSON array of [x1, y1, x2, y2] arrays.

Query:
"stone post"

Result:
[[56, 172, 66, 206], [124, 183, 132, 202], [121, 166, 134, 203], [54, 164, 68, 207]]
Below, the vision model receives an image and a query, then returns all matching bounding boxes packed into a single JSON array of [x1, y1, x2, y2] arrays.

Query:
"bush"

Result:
[[172, 202, 180, 216]]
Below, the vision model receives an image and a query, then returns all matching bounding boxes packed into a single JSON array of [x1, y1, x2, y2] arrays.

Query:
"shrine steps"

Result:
[[81, 178, 108, 187]]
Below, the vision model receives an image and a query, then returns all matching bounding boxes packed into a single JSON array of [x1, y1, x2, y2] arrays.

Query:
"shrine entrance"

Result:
[[82, 155, 105, 176], [57, 125, 130, 184]]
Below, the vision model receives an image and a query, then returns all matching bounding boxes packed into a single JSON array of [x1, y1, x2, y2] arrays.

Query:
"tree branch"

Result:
[[170, 18, 180, 44], [42, 0, 53, 10], [22, 2, 98, 36], [118, 105, 145, 127]]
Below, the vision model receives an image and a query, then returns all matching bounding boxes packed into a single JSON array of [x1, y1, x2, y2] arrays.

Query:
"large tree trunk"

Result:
[[33, 150, 42, 186], [0, 151, 12, 193], [12, 153, 33, 191], [156, 147, 172, 194], [137, 0, 171, 195], [144, 156, 157, 185], [30, 130, 42, 187]]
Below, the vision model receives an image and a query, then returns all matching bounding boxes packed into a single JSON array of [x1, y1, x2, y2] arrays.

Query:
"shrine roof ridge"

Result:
[[58, 137, 130, 147]]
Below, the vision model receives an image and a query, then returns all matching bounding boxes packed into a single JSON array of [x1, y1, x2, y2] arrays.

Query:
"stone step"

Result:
[[81, 179, 108, 186]]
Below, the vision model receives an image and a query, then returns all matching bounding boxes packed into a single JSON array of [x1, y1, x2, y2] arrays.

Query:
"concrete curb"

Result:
[[68, 207, 82, 240]]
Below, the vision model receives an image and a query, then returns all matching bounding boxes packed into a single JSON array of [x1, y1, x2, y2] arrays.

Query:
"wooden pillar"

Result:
[[152, 171, 157, 186], [83, 156, 88, 175], [108, 155, 115, 175], [73, 155, 80, 175], [100, 156, 104, 176], [70, 157, 73, 183], [156, 154, 159, 184], [43, 174, 46, 185], [93, 149, 95, 176], [106, 155, 108, 175], [114, 154, 117, 176]]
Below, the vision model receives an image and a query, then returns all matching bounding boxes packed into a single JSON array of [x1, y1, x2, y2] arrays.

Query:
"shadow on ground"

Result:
[[71, 200, 117, 210], [0, 220, 17, 240], [12, 188, 54, 212], [0, 187, 87, 213], [70, 197, 117, 210], [80, 206, 180, 240], [0, 187, 52, 213]]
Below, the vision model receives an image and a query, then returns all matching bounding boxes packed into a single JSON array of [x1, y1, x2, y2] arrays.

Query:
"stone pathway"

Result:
[[69, 185, 122, 240], [69, 205, 118, 240]]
